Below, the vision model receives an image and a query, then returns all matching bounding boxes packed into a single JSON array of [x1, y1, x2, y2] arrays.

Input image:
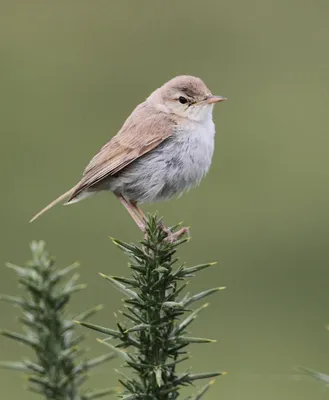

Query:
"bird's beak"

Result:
[[206, 95, 227, 104]]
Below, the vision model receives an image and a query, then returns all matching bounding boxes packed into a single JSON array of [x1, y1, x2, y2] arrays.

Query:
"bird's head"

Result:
[[149, 75, 226, 122]]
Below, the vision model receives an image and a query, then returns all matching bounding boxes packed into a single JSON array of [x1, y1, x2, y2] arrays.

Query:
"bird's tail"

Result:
[[30, 187, 76, 223]]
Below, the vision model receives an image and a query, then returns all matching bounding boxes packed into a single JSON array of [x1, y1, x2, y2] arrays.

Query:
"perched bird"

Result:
[[31, 75, 226, 240]]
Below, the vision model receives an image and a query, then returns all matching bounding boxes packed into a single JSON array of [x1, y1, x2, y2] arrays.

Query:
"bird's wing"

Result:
[[68, 102, 176, 201]]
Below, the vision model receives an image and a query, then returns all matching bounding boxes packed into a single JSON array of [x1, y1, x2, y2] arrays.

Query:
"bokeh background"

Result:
[[1, 1, 329, 399]]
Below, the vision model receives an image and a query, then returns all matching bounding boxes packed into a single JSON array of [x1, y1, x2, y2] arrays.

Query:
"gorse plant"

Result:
[[0, 241, 115, 400], [79, 215, 226, 399], [0, 215, 225, 399]]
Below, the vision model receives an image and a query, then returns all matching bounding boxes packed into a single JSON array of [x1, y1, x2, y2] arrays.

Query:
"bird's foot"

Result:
[[159, 223, 190, 243], [166, 227, 190, 243]]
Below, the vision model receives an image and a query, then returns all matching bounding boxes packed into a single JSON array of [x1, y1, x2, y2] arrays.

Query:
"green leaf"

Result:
[[58, 347, 82, 361], [30, 240, 46, 254], [96, 339, 134, 362], [69, 334, 85, 347], [162, 301, 184, 308], [76, 321, 121, 338], [110, 238, 137, 253], [0, 330, 38, 348], [124, 323, 150, 333], [155, 266, 168, 273], [58, 283, 87, 297], [5, 262, 27, 276], [73, 304, 103, 322], [185, 380, 216, 400], [121, 394, 137, 400], [0, 361, 30, 372], [84, 352, 116, 369], [0, 294, 25, 307], [83, 387, 119, 399], [172, 303, 209, 336], [19, 316, 40, 331], [19, 278, 42, 295], [187, 372, 224, 382], [183, 287, 225, 307], [99, 274, 138, 299], [154, 366, 164, 387], [28, 375, 53, 388], [180, 262, 217, 276], [120, 311, 140, 324], [177, 336, 216, 344], [111, 276, 139, 287], [24, 360, 45, 374], [170, 237, 190, 248], [163, 356, 190, 367], [49, 262, 80, 284]]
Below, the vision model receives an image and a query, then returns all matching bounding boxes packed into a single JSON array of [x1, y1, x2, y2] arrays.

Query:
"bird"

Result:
[[30, 75, 226, 240]]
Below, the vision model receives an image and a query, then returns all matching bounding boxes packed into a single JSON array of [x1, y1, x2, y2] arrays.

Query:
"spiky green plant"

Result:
[[0, 241, 116, 400], [79, 215, 226, 399]]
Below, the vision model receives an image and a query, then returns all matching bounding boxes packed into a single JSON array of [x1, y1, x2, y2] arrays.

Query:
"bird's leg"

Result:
[[117, 195, 145, 232], [129, 201, 146, 222], [123, 199, 189, 242], [129, 202, 151, 240]]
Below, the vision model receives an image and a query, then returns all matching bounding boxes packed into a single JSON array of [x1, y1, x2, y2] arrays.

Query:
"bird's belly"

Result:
[[108, 123, 215, 203]]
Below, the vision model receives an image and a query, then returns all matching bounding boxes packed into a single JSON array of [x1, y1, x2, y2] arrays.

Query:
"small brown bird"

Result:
[[31, 75, 226, 240]]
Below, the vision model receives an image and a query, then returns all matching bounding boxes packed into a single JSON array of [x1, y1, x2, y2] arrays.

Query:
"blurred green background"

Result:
[[1, 1, 329, 399]]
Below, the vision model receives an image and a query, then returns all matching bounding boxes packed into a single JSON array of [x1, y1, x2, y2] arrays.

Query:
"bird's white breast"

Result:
[[169, 117, 215, 192], [108, 115, 215, 203]]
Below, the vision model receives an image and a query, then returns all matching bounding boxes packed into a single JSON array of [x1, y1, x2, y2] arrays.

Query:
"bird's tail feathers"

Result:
[[30, 187, 76, 223]]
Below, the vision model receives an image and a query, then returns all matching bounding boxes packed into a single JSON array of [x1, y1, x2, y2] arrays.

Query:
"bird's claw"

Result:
[[158, 223, 190, 243]]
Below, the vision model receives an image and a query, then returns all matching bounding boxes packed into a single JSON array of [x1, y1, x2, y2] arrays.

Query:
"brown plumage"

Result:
[[68, 102, 176, 202]]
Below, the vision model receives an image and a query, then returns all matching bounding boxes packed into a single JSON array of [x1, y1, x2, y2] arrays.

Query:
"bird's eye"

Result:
[[178, 96, 188, 104]]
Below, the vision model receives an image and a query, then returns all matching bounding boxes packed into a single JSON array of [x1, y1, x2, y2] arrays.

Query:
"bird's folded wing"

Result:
[[68, 102, 175, 201]]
